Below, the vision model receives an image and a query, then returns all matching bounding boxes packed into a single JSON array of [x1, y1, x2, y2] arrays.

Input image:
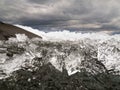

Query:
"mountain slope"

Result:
[[0, 22, 41, 40]]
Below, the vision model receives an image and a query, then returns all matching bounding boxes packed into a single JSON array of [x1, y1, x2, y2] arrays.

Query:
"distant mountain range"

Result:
[[0, 21, 41, 40]]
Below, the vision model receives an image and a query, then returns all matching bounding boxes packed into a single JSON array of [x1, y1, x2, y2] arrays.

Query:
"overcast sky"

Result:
[[0, 0, 120, 33]]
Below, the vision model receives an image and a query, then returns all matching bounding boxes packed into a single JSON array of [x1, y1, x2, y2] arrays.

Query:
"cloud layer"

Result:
[[0, 0, 120, 33]]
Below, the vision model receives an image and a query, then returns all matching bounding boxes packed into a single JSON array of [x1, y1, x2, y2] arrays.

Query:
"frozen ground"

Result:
[[0, 25, 120, 79]]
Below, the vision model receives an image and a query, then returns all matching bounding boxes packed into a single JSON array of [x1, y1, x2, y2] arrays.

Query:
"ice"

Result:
[[0, 25, 120, 79]]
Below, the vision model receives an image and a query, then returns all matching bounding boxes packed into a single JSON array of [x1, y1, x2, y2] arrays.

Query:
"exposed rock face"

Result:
[[0, 22, 42, 40]]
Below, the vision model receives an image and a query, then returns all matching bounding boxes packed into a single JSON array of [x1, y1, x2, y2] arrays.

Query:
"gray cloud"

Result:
[[0, 0, 120, 33], [28, 0, 57, 4]]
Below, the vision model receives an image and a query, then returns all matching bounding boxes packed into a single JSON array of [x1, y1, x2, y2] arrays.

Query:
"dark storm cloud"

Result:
[[19, 19, 67, 26], [0, 0, 120, 33], [28, 0, 57, 4]]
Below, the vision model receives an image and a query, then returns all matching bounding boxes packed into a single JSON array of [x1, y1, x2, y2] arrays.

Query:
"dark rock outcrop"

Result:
[[0, 21, 42, 40]]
